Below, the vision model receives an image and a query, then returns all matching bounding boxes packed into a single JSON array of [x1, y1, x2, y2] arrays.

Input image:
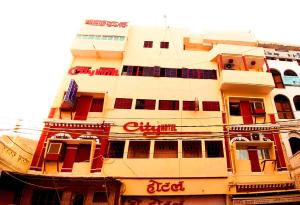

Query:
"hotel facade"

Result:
[[1, 20, 300, 205]]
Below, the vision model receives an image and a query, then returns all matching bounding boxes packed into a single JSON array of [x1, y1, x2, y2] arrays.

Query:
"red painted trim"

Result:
[[240, 101, 253, 124], [222, 112, 232, 172], [48, 108, 57, 119], [248, 146, 261, 172], [74, 95, 93, 120], [269, 114, 276, 124], [242, 56, 248, 71], [236, 183, 294, 192], [264, 58, 270, 72], [219, 55, 224, 70], [91, 144, 102, 173], [61, 145, 78, 172], [273, 133, 287, 170], [30, 127, 49, 170]]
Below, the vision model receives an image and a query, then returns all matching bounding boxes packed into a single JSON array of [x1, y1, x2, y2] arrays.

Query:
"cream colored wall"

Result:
[[0, 135, 36, 173]]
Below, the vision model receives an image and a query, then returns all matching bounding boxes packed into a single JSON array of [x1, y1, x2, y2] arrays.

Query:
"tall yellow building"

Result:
[[1, 20, 300, 205]]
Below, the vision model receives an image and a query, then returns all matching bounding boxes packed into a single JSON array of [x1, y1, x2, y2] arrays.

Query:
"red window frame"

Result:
[[160, 41, 169, 49], [90, 98, 104, 112], [183, 101, 196, 111], [159, 100, 179, 110], [202, 101, 220, 111], [114, 98, 132, 109], [135, 99, 156, 110], [144, 41, 153, 48]]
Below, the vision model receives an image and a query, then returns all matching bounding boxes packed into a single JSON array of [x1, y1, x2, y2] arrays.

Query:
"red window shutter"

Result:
[[153, 66, 160, 77], [61, 145, 78, 172], [114, 98, 132, 109], [90, 99, 104, 112], [75, 144, 91, 162], [159, 100, 170, 110], [144, 100, 156, 110], [240, 101, 253, 124], [202, 101, 220, 111], [183, 101, 195, 111], [248, 146, 261, 172], [74, 96, 93, 120]]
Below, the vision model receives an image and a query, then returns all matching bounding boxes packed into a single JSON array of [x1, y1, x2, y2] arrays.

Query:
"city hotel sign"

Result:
[[147, 180, 185, 194], [123, 122, 177, 135], [68, 66, 119, 76], [85, 19, 128, 28]]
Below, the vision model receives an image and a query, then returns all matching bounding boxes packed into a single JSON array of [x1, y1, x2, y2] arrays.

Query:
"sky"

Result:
[[0, 0, 300, 138]]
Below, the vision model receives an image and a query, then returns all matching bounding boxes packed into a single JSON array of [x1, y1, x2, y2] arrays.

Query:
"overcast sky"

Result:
[[0, 0, 300, 135]]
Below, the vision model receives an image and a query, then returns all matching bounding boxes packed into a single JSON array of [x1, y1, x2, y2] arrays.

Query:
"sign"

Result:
[[85, 19, 128, 28], [68, 66, 119, 76], [125, 198, 184, 205], [123, 122, 177, 135], [233, 194, 300, 205], [147, 180, 185, 194], [76, 34, 125, 41], [61, 79, 78, 109], [283, 76, 300, 86]]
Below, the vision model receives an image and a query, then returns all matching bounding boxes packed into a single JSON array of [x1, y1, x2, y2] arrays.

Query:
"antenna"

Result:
[[163, 14, 169, 28]]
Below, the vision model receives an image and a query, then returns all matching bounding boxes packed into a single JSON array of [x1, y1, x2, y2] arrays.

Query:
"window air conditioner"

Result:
[[251, 133, 264, 141]]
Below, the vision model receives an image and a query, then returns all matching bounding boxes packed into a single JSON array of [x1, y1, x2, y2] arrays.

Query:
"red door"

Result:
[[74, 96, 93, 120], [240, 101, 253, 124]]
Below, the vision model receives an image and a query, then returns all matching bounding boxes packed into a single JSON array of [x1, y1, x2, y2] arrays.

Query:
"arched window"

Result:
[[270, 69, 284, 88], [284, 69, 297, 76], [289, 137, 300, 155], [294, 96, 300, 111], [274, 95, 294, 119]]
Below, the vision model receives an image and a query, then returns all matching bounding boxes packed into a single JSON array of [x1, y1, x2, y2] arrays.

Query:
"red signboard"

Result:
[[147, 180, 185, 194], [123, 122, 177, 135], [68, 66, 119, 76], [85, 19, 128, 28]]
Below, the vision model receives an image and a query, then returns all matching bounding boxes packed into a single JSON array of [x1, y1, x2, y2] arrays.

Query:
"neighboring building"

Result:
[[261, 43, 300, 190], [1, 20, 300, 205], [0, 135, 36, 172]]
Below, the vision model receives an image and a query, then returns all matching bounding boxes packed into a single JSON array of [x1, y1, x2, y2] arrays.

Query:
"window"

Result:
[[114, 98, 132, 109], [182, 141, 202, 158], [159, 100, 179, 110], [160, 41, 169, 49], [143, 67, 154, 76], [270, 69, 284, 88], [127, 141, 150, 158], [93, 192, 108, 203], [205, 141, 224, 158], [31, 190, 62, 205], [107, 141, 125, 158], [183, 101, 196, 111], [75, 144, 91, 162], [274, 95, 294, 119], [289, 137, 300, 155], [90, 98, 104, 112], [236, 149, 249, 160], [154, 141, 178, 158], [229, 102, 241, 116], [165, 68, 177, 77], [257, 148, 270, 160], [47, 143, 63, 154], [144, 41, 153, 48], [202, 101, 220, 111], [250, 101, 265, 114], [135, 99, 156, 110], [293, 96, 300, 111], [284, 69, 297, 76]]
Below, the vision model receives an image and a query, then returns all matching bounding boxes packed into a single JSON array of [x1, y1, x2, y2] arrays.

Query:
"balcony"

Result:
[[71, 20, 129, 59], [220, 70, 275, 93]]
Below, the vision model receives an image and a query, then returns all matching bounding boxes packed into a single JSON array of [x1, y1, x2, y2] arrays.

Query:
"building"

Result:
[[2, 20, 300, 205]]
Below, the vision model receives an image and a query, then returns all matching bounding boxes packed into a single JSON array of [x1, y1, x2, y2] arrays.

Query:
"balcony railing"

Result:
[[283, 76, 300, 86]]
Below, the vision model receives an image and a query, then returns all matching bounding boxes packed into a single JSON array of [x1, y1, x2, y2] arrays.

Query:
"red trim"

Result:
[[61, 145, 78, 172], [91, 144, 102, 173], [30, 127, 49, 170], [273, 133, 287, 170], [74, 96, 93, 120], [248, 146, 261, 172], [48, 108, 57, 119], [264, 58, 270, 72], [219, 55, 224, 70], [269, 114, 276, 124], [236, 183, 294, 192], [242, 56, 248, 71], [223, 112, 232, 172]]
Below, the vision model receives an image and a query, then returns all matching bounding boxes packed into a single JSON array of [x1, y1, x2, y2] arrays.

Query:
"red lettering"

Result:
[[68, 67, 78, 75], [123, 122, 139, 132], [161, 182, 170, 192]]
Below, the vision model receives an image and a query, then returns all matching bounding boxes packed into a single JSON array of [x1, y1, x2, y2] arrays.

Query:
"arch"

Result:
[[293, 95, 300, 111], [289, 137, 300, 155], [284, 69, 297, 76], [51, 133, 72, 139], [230, 136, 249, 144], [274, 94, 294, 119], [270, 69, 284, 88]]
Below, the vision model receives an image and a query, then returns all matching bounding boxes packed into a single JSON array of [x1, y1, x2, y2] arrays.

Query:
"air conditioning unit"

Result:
[[251, 133, 264, 141], [250, 61, 256, 66], [224, 63, 234, 70]]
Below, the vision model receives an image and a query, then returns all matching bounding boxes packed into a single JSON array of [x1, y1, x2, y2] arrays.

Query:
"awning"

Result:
[[233, 193, 300, 205]]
